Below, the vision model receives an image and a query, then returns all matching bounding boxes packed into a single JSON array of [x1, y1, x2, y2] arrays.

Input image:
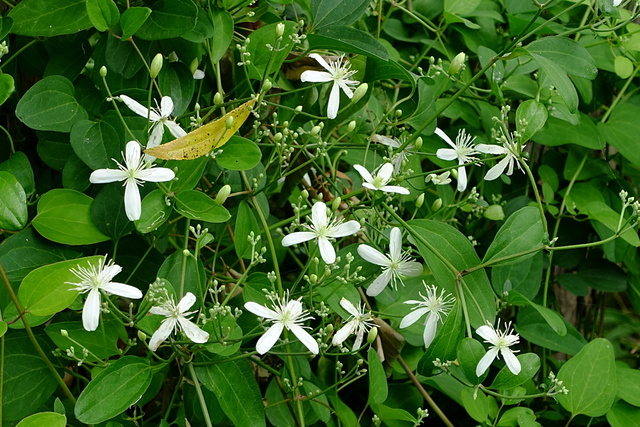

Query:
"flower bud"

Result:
[[416, 193, 425, 208], [351, 83, 368, 104], [347, 120, 356, 132], [225, 116, 234, 129], [331, 197, 341, 211], [274, 132, 283, 142], [395, 109, 403, 118], [137, 330, 147, 341], [367, 326, 378, 343], [275, 22, 285, 38], [60, 329, 69, 338], [99, 66, 107, 77], [295, 105, 303, 112], [325, 323, 333, 333], [310, 125, 322, 136], [431, 198, 443, 211], [214, 92, 223, 105], [448, 52, 466, 75], [150, 53, 163, 79], [215, 184, 231, 204], [262, 78, 273, 92], [300, 189, 309, 199], [309, 274, 318, 283], [414, 137, 423, 150]]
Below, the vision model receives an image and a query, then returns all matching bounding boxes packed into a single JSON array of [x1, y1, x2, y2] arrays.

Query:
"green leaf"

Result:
[[86, 0, 120, 32], [457, 338, 486, 383], [616, 364, 640, 406], [614, 55, 634, 79], [0, 152, 35, 196], [368, 347, 388, 404], [526, 36, 597, 79], [557, 338, 616, 417], [158, 62, 194, 117], [483, 207, 544, 267], [534, 114, 604, 149], [531, 54, 578, 112], [18, 256, 103, 316], [45, 320, 128, 362], [408, 219, 496, 326], [491, 252, 542, 300], [32, 189, 110, 245], [461, 387, 491, 422], [516, 100, 548, 143], [16, 76, 88, 132], [174, 190, 231, 223], [216, 136, 262, 171], [181, 5, 214, 43], [606, 401, 640, 427], [0, 73, 15, 107], [0, 16, 13, 40], [120, 7, 151, 40], [516, 306, 585, 355], [364, 56, 415, 85], [496, 407, 538, 427], [8, 0, 92, 37], [70, 119, 123, 169], [62, 154, 91, 192], [157, 250, 205, 301], [407, 79, 437, 134], [209, 8, 234, 64], [599, 104, 640, 168], [417, 303, 464, 376], [311, 0, 369, 30], [91, 183, 135, 239], [370, 404, 418, 423], [135, 0, 198, 40], [75, 356, 152, 424], [235, 201, 261, 259], [245, 22, 297, 80], [16, 412, 66, 427], [490, 353, 540, 390], [196, 355, 266, 427], [445, 0, 480, 16], [308, 26, 390, 60], [134, 189, 172, 233], [203, 312, 243, 356], [166, 157, 208, 193], [0, 171, 27, 231], [508, 291, 566, 335]]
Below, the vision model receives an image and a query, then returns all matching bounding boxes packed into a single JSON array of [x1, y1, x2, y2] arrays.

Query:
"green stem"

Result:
[[188, 363, 213, 427], [0, 39, 38, 70], [520, 159, 548, 234], [600, 63, 640, 124], [179, 218, 191, 299]]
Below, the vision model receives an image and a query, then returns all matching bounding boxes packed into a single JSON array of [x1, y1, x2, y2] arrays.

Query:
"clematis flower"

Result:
[[244, 292, 318, 355], [357, 227, 423, 296], [476, 140, 523, 181], [282, 201, 360, 264], [372, 134, 414, 173], [434, 128, 480, 192], [148, 292, 209, 351], [300, 53, 359, 119], [475, 320, 521, 377], [332, 298, 375, 349], [89, 141, 175, 221], [67, 257, 143, 332], [119, 94, 187, 152], [425, 171, 452, 186], [353, 163, 410, 195], [400, 283, 455, 348]]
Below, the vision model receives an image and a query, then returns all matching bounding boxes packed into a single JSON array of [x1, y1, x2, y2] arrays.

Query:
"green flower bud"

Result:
[[99, 66, 107, 77], [137, 330, 147, 341], [331, 197, 341, 211], [416, 193, 425, 208], [351, 83, 368, 104], [395, 109, 403, 118], [215, 184, 232, 204], [214, 92, 223, 105], [189, 57, 199, 75], [60, 329, 69, 338], [225, 116, 234, 129], [325, 323, 333, 333], [484, 205, 505, 221], [414, 137, 423, 150], [150, 53, 163, 79], [295, 105, 303, 112], [300, 189, 309, 199], [347, 120, 356, 132], [367, 326, 378, 344], [310, 125, 322, 136], [262, 79, 273, 92], [431, 198, 443, 211], [275, 22, 285, 38], [309, 274, 318, 283], [448, 52, 466, 75]]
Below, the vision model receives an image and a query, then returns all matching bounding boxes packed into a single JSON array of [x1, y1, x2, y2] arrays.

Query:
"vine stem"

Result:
[[187, 363, 213, 427], [0, 263, 76, 404]]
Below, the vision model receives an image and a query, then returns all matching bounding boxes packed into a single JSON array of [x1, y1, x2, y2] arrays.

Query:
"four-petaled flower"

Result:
[[372, 134, 415, 173], [354, 163, 410, 195], [119, 95, 187, 156], [434, 128, 480, 192], [400, 283, 455, 348], [67, 257, 143, 332], [148, 292, 210, 351], [244, 292, 319, 355], [89, 141, 175, 221], [282, 201, 361, 264], [300, 53, 359, 119], [357, 227, 423, 296], [475, 320, 521, 377], [476, 140, 523, 181], [332, 298, 375, 349]]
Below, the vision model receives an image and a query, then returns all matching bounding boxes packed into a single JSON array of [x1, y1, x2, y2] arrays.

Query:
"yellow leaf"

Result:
[[145, 99, 256, 160]]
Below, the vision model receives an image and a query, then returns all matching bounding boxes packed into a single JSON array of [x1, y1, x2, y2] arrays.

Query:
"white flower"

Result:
[[300, 53, 359, 119], [613, 0, 622, 6], [332, 298, 375, 349], [282, 201, 360, 264], [353, 163, 410, 195], [67, 257, 142, 332], [244, 292, 318, 355], [372, 134, 414, 173], [434, 128, 480, 192], [148, 292, 209, 351], [193, 69, 205, 79], [426, 171, 452, 186], [475, 320, 521, 377], [400, 284, 455, 348], [119, 94, 187, 152], [476, 140, 523, 181], [89, 141, 175, 221], [357, 227, 423, 296]]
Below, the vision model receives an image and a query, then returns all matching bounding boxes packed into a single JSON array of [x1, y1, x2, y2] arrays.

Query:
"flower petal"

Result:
[[149, 318, 176, 351], [357, 244, 390, 267], [318, 237, 336, 264], [476, 347, 499, 377], [436, 148, 458, 161], [372, 134, 400, 148], [326, 82, 341, 119], [90, 169, 127, 184], [399, 307, 429, 329], [377, 163, 394, 182], [398, 261, 423, 277], [160, 96, 174, 117], [501, 348, 521, 375], [124, 179, 142, 221], [120, 95, 160, 121], [256, 322, 284, 354], [125, 141, 142, 168], [300, 70, 333, 83], [289, 323, 319, 354], [149, 306, 172, 316], [365, 268, 393, 296], [309, 53, 333, 73], [177, 317, 209, 344], [82, 289, 101, 331], [380, 185, 410, 195], [338, 80, 354, 98], [476, 325, 499, 343], [147, 123, 163, 150], [332, 321, 355, 346], [339, 298, 359, 317], [326, 220, 360, 238], [434, 128, 455, 149], [177, 292, 197, 313], [353, 164, 373, 184], [476, 144, 504, 155], [101, 282, 143, 299], [165, 120, 187, 139], [456, 165, 468, 192], [282, 231, 316, 247], [423, 312, 438, 348], [244, 301, 279, 320], [311, 201, 328, 228], [484, 156, 511, 181], [137, 167, 175, 182]]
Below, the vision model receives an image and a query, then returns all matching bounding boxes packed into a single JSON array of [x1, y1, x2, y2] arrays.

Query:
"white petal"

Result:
[[82, 289, 101, 331], [327, 82, 341, 119], [502, 349, 521, 375], [90, 169, 127, 184], [149, 318, 176, 351], [434, 128, 455, 149], [282, 231, 316, 247], [388, 227, 402, 261], [362, 183, 378, 191], [137, 167, 175, 182], [476, 144, 504, 155], [353, 331, 364, 350], [289, 323, 319, 354], [256, 322, 284, 354], [339, 298, 359, 317], [125, 141, 142, 167], [436, 148, 458, 161], [120, 95, 160, 121], [484, 156, 511, 181], [300, 70, 333, 83], [177, 292, 196, 313], [373, 134, 400, 148], [309, 53, 332, 73], [99, 263, 122, 282], [318, 237, 336, 264], [177, 317, 209, 344], [380, 185, 410, 195], [124, 179, 142, 221], [377, 163, 394, 181], [193, 69, 205, 79], [423, 312, 438, 348], [160, 96, 174, 117], [101, 282, 143, 299], [357, 244, 390, 266], [147, 124, 163, 150], [476, 325, 499, 343], [398, 261, 423, 277], [165, 121, 187, 138], [149, 306, 172, 316], [353, 164, 374, 184], [456, 165, 468, 192], [476, 347, 499, 377], [311, 201, 328, 228], [399, 307, 429, 329], [366, 269, 393, 297], [332, 321, 355, 346], [244, 302, 279, 320], [338, 81, 354, 98], [326, 220, 360, 238]]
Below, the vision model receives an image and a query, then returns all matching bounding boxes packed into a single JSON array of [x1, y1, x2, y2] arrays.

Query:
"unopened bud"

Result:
[[274, 132, 283, 141], [367, 326, 378, 343], [414, 137, 423, 150], [275, 22, 285, 38], [395, 109, 403, 118], [60, 329, 69, 338], [150, 53, 163, 78], [295, 105, 303, 112], [431, 198, 443, 211], [99, 66, 107, 77], [262, 79, 273, 92], [331, 197, 341, 211], [137, 330, 147, 341], [215, 184, 231, 204], [311, 125, 322, 136], [182, 249, 191, 256], [351, 83, 368, 104], [347, 120, 356, 132], [309, 274, 318, 283], [225, 116, 234, 129], [189, 57, 199, 75], [214, 92, 223, 105], [448, 52, 466, 75], [325, 323, 333, 333], [416, 193, 425, 208], [301, 189, 309, 199]]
